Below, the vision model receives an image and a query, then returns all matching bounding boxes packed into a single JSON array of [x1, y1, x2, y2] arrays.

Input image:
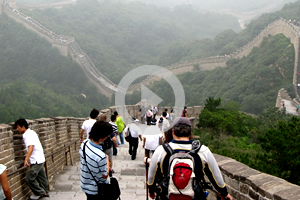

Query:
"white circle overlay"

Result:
[[115, 65, 185, 133]]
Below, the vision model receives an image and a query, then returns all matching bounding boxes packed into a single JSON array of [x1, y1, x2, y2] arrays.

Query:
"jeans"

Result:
[[25, 163, 48, 196], [147, 116, 152, 125], [118, 131, 124, 144]]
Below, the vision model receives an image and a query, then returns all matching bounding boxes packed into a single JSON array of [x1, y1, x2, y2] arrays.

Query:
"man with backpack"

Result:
[[147, 117, 233, 200]]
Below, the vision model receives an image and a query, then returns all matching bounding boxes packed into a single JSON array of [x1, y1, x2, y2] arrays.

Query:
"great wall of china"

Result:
[[1, 0, 300, 104], [0, 103, 300, 200], [1, 1, 300, 199]]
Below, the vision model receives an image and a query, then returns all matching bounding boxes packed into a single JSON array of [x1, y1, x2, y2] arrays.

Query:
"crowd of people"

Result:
[[4, 106, 233, 200], [78, 106, 233, 200]]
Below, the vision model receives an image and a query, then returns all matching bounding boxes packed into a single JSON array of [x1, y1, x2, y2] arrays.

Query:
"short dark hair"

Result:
[[14, 118, 28, 129], [173, 126, 192, 138], [114, 111, 118, 116], [90, 108, 99, 119], [89, 121, 112, 141], [111, 115, 116, 122], [99, 114, 107, 122], [162, 111, 167, 117]]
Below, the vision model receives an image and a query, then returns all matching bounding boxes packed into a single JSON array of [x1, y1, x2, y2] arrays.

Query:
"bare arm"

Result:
[[24, 145, 34, 167], [102, 156, 110, 179], [139, 134, 143, 141], [80, 129, 85, 143], [0, 170, 12, 200], [112, 136, 118, 147]]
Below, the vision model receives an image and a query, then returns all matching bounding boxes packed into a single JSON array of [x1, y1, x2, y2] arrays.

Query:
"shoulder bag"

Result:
[[83, 141, 121, 200], [124, 126, 133, 142]]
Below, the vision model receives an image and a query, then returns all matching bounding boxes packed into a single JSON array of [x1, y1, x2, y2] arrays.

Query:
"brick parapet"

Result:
[[1, 106, 300, 199], [214, 154, 300, 200], [3, 117, 82, 200]]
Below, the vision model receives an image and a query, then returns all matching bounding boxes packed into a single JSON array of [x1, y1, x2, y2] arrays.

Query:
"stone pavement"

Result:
[[282, 98, 299, 116], [48, 123, 149, 200]]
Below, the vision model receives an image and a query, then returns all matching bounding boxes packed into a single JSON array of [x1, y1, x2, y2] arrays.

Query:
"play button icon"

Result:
[[141, 84, 163, 106], [115, 65, 185, 124]]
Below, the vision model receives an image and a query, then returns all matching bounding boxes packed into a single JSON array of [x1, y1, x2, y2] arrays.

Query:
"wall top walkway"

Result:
[[48, 122, 300, 200]]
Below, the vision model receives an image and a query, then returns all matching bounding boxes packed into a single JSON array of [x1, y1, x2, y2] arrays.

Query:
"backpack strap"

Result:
[[83, 141, 99, 185], [162, 143, 174, 156], [162, 143, 174, 177]]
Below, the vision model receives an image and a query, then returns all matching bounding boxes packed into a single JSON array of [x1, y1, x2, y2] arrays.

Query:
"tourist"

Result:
[[147, 117, 233, 200], [14, 118, 49, 200], [114, 111, 125, 145], [79, 121, 112, 200], [80, 108, 99, 143]]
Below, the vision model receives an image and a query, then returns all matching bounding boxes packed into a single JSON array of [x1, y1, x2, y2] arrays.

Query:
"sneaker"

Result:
[[30, 194, 40, 200], [30, 193, 49, 200], [40, 193, 50, 198]]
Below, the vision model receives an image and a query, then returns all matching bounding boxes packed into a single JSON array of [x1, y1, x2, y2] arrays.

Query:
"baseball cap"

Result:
[[172, 117, 191, 127]]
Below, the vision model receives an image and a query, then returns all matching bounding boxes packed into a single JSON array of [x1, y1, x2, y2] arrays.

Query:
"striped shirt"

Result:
[[109, 121, 118, 136], [80, 140, 108, 195]]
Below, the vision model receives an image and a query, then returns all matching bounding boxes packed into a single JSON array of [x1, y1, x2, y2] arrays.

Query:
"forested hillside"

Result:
[[159, 1, 300, 65], [128, 34, 295, 114], [2, 0, 300, 124], [0, 15, 110, 124], [20, 0, 240, 83]]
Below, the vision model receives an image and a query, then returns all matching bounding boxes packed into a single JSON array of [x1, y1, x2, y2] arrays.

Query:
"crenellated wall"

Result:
[[2, 117, 83, 200], [2, 0, 300, 99], [1, 103, 300, 199]]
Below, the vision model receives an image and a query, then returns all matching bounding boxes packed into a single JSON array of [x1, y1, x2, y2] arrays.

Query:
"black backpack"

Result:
[[101, 137, 113, 151], [159, 140, 212, 200]]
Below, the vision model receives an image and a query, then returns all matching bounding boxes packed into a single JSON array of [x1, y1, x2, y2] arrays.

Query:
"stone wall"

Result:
[[2, 103, 300, 199], [2, 117, 82, 200], [213, 154, 300, 200], [3, 0, 300, 99]]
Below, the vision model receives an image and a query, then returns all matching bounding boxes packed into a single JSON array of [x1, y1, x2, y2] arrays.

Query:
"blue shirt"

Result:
[[80, 140, 108, 195]]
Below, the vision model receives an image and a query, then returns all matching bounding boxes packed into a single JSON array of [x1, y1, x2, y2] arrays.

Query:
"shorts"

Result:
[[104, 147, 113, 161]]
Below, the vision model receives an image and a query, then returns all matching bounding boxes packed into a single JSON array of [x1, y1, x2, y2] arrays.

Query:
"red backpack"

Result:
[[162, 141, 202, 200]]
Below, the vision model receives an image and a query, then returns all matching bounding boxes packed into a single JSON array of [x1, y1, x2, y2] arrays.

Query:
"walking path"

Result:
[[282, 99, 299, 116], [48, 123, 149, 200]]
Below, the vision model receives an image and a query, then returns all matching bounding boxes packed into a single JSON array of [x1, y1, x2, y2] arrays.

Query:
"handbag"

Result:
[[124, 126, 133, 142], [83, 141, 121, 200]]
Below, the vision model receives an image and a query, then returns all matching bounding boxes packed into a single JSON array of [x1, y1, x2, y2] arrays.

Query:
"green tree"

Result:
[[259, 116, 300, 185], [204, 97, 221, 112]]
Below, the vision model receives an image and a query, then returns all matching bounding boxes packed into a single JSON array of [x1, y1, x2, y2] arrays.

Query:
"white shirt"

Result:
[[147, 110, 153, 117], [162, 117, 170, 132], [81, 118, 96, 139], [0, 164, 6, 200], [23, 128, 45, 164], [124, 123, 141, 138], [143, 126, 162, 150], [153, 107, 158, 114]]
